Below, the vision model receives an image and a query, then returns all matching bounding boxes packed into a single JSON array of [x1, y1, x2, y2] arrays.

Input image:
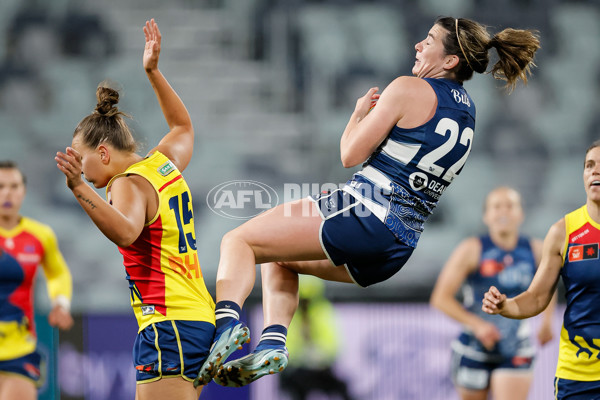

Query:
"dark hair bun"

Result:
[[95, 82, 121, 117]]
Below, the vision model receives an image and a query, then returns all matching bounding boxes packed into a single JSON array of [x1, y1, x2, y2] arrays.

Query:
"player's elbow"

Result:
[[340, 152, 363, 168], [112, 229, 141, 248]]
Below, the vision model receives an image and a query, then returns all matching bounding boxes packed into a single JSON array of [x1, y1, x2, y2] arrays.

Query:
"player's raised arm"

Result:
[[144, 19, 194, 172]]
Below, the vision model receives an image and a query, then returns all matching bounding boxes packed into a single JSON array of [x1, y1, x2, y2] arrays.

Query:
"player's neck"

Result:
[[489, 230, 518, 251], [0, 214, 21, 230], [586, 200, 600, 224]]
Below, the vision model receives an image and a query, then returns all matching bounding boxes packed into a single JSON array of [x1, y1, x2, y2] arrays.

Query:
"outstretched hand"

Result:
[[143, 18, 161, 73], [481, 285, 507, 315]]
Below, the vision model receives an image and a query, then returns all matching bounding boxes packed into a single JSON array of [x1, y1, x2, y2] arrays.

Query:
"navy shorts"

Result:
[[554, 377, 600, 399], [451, 347, 534, 390], [0, 351, 43, 386], [310, 189, 413, 287], [133, 320, 215, 383]]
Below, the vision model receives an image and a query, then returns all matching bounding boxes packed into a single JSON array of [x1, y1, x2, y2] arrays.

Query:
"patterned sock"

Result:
[[255, 324, 287, 351], [215, 301, 242, 334]]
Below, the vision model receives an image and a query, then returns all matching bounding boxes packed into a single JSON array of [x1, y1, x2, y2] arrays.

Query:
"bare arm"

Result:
[[55, 148, 149, 247], [143, 19, 194, 172], [482, 220, 565, 319], [430, 237, 501, 350], [340, 77, 436, 168], [529, 237, 557, 345]]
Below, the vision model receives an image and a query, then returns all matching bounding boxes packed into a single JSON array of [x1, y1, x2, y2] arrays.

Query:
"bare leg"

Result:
[[456, 387, 488, 400], [136, 377, 202, 400], [216, 198, 325, 306], [261, 262, 300, 328], [490, 371, 532, 400], [0, 375, 37, 400]]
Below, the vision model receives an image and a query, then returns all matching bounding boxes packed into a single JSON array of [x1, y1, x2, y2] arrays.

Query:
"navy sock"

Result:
[[255, 324, 287, 351], [215, 301, 242, 333]]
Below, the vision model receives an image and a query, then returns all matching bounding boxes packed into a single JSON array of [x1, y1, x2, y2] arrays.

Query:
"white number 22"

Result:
[[416, 118, 473, 182]]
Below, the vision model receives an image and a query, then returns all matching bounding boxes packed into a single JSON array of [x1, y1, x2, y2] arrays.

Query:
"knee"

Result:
[[220, 229, 246, 249]]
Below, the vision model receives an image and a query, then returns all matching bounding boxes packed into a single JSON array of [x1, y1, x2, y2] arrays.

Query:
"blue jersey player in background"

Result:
[[196, 16, 541, 388], [431, 187, 556, 400]]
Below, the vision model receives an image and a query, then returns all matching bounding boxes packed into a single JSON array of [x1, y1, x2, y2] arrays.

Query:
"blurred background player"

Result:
[[54, 19, 215, 400], [198, 16, 541, 388], [431, 186, 555, 400], [278, 275, 354, 400], [482, 141, 600, 399], [0, 161, 73, 400]]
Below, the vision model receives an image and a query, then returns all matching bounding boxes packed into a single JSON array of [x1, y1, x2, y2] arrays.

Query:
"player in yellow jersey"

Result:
[[482, 141, 600, 399], [55, 19, 215, 400], [0, 161, 73, 400]]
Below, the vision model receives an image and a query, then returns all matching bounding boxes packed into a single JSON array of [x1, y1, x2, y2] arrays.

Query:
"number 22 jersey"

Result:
[[106, 151, 215, 332], [344, 78, 475, 248]]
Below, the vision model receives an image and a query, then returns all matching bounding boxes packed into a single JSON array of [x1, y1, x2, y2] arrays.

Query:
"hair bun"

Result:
[[95, 80, 122, 117]]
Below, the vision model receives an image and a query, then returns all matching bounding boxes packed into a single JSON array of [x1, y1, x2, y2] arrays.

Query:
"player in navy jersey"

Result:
[[483, 142, 600, 399], [197, 17, 541, 387], [431, 187, 556, 400]]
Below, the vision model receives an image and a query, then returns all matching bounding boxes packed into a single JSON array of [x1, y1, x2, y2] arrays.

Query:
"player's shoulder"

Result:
[[20, 217, 55, 238]]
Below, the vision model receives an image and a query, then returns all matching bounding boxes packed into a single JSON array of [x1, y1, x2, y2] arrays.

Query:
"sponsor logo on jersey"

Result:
[[480, 259, 504, 277], [568, 243, 599, 262], [157, 161, 175, 176], [570, 228, 590, 243], [451, 89, 471, 107], [409, 172, 428, 191], [141, 305, 155, 315], [16, 253, 41, 264]]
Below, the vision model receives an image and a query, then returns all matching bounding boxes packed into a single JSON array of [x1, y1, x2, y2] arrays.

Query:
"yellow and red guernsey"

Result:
[[107, 152, 215, 332], [0, 218, 72, 360], [556, 205, 600, 381]]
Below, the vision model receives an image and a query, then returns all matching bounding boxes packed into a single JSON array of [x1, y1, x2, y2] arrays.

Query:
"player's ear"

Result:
[[443, 54, 460, 70], [98, 145, 110, 165]]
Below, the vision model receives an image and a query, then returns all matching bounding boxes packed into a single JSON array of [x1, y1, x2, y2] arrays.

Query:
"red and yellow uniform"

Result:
[[0, 218, 72, 366], [106, 151, 215, 332], [556, 205, 600, 381]]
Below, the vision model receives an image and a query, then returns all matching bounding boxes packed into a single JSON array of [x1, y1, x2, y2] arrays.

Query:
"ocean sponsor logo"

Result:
[[207, 180, 279, 220], [141, 305, 155, 315], [568, 243, 599, 262]]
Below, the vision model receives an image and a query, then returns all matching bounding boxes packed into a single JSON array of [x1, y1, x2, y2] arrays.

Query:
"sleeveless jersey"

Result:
[[556, 205, 600, 381], [107, 152, 215, 332], [454, 235, 536, 361], [344, 78, 475, 248], [0, 217, 72, 360]]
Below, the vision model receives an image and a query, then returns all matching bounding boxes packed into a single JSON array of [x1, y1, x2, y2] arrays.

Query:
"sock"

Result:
[[215, 301, 242, 334], [255, 324, 287, 351]]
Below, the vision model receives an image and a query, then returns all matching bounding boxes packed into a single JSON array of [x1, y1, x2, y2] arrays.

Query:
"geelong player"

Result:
[[483, 142, 600, 399], [431, 187, 556, 400], [198, 16, 541, 387], [55, 19, 215, 400], [0, 161, 73, 400]]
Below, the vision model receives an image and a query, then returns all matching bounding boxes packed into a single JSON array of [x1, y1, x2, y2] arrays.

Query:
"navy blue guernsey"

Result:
[[344, 78, 475, 247], [456, 235, 537, 360]]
